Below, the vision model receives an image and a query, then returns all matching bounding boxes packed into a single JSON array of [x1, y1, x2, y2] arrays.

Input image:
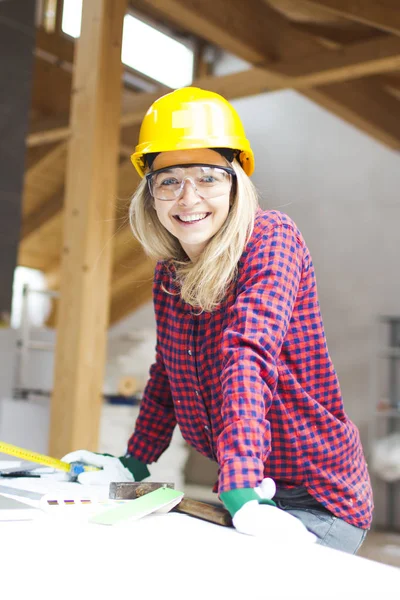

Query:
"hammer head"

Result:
[[109, 481, 175, 500]]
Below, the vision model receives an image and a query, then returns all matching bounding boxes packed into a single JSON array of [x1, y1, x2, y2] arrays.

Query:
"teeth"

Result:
[[177, 213, 208, 223]]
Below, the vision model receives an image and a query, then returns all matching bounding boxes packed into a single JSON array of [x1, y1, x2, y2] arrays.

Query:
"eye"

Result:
[[157, 176, 180, 187], [199, 175, 217, 184]]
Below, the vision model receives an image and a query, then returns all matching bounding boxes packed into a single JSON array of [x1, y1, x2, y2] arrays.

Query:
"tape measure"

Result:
[[0, 441, 99, 476]]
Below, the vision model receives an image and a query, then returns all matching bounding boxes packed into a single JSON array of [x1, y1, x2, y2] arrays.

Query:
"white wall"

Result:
[[231, 89, 400, 446]]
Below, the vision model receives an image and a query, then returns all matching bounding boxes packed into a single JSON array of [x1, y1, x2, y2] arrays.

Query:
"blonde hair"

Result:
[[129, 160, 259, 312]]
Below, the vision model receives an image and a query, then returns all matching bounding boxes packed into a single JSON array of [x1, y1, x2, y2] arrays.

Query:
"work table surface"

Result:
[[0, 477, 399, 600]]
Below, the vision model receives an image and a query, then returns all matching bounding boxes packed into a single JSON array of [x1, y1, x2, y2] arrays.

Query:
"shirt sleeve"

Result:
[[217, 222, 304, 493], [127, 342, 177, 463]]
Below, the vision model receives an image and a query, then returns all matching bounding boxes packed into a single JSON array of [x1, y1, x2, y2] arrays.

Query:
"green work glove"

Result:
[[221, 478, 316, 542], [220, 477, 277, 517]]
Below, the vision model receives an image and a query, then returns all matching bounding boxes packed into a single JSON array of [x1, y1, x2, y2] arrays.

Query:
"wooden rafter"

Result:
[[28, 34, 400, 145], [109, 275, 154, 324], [131, 0, 322, 63], [303, 78, 400, 149], [125, 0, 400, 149], [21, 190, 63, 241], [38, 159, 139, 291], [27, 118, 70, 147], [301, 1, 400, 36], [112, 250, 153, 298]]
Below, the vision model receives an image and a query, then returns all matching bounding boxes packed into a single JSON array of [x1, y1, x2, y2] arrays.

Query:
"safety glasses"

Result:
[[146, 163, 235, 201]]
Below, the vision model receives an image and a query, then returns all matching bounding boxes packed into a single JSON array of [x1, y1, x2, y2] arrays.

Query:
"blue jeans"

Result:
[[274, 486, 368, 554]]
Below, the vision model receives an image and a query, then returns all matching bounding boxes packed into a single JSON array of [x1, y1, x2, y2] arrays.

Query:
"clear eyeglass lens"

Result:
[[149, 166, 232, 200]]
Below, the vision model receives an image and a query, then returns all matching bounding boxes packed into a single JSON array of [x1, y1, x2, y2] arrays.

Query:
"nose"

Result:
[[177, 178, 201, 206]]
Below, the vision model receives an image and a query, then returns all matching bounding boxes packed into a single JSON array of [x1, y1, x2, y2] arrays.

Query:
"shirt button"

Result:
[[204, 425, 209, 431], [195, 390, 199, 396], [188, 349, 192, 356]]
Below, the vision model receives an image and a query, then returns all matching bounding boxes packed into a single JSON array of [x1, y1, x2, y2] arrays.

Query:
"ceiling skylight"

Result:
[[61, 1, 193, 88]]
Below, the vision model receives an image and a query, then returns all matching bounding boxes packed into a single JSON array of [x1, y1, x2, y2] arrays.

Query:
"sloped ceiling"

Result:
[[21, 0, 400, 325]]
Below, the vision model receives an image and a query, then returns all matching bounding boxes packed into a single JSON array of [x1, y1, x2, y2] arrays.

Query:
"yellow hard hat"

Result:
[[131, 87, 254, 177]]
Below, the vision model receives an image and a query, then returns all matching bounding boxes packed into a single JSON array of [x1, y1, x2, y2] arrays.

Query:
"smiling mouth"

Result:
[[174, 212, 210, 224]]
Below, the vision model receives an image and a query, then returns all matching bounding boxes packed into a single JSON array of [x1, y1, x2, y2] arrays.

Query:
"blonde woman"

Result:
[[63, 87, 372, 552]]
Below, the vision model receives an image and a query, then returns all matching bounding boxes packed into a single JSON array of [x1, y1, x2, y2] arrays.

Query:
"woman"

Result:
[[63, 87, 373, 552]]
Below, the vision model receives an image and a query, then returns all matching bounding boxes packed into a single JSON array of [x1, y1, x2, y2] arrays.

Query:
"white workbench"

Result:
[[1, 477, 399, 600]]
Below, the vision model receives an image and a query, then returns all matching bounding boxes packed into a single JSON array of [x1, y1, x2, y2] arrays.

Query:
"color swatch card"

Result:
[[38, 487, 184, 526], [90, 487, 184, 526]]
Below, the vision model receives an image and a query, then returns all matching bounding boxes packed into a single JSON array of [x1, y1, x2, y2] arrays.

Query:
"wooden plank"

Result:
[[378, 73, 400, 100], [31, 56, 72, 115], [30, 33, 400, 138], [128, 0, 400, 151], [25, 142, 60, 170], [120, 35, 400, 127], [36, 28, 74, 64], [276, 35, 400, 85], [29, 22, 400, 143], [18, 214, 63, 271], [24, 160, 138, 289], [132, 0, 321, 64], [49, 0, 128, 458], [127, 2, 400, 150], [304, 78, 400, 149], [24, 142, 67, 186], [301, 1, 400, 36], [22, 142, 67, 219], [109, 276, 153, 324], [27, 118, 70, 147], [20, 191, 63, 241], [111, 251, 153, 297], [49, 260, 154, 327]]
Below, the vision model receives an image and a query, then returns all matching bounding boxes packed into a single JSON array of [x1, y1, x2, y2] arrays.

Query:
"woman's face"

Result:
[[150, 149, 232, 260]]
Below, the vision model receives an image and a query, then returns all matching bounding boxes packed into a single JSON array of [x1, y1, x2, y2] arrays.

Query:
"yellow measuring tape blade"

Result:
[[0, 441, 73, 472]]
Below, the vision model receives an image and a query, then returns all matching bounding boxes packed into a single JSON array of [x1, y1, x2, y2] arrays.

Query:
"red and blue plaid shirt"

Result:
[[128, 210, 373, 528]]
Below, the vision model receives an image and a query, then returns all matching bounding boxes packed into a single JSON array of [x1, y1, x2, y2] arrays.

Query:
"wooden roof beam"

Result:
[[111, 251, 153, 298], [24, 141, 67, 183], [109, 276, 153, 324], [127, 1, 400, 149], [132, 0, 321, 64], [120, 35, 400, 125], [27, 118, 70, 147], [301, 1, 400, 36], [20, 190, 63, 241], [276, 35, 400, 84], [304, 78, 400, 149]]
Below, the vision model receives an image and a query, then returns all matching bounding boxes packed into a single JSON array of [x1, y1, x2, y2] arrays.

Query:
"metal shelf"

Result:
[[370, 315, 400, 530]]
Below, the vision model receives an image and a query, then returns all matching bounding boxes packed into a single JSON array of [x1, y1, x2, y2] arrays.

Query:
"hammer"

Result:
[[109, 482, 232, 528]]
